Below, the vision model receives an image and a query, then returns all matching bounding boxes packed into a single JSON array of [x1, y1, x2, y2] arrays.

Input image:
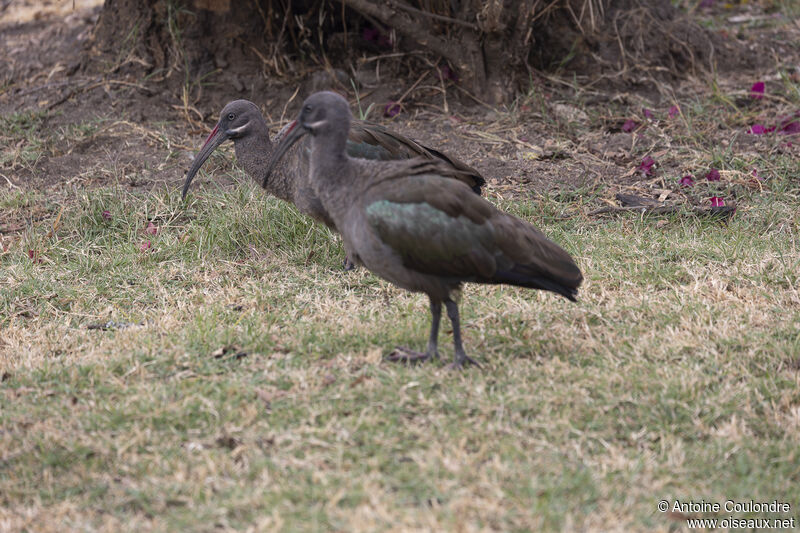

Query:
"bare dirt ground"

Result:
[[2, 0, 797, 212]]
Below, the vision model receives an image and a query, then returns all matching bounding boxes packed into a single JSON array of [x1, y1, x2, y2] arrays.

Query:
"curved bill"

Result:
[[181, 124, 228, 200], [261, 120, 308, 188]]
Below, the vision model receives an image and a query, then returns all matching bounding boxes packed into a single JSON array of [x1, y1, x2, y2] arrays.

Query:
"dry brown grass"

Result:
[[1, 157, 799, 530]]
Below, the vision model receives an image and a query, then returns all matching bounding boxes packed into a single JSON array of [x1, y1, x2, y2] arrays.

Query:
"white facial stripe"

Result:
[[307, 120, 327, 131], [227, 124, 247, 135]]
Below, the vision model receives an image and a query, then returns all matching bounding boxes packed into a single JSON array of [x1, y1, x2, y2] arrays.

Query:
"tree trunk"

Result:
[[88, 0, 750, 105]]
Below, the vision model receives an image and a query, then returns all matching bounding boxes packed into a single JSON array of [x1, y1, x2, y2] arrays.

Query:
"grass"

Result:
[[0, 111, 49, 170], [1, 156, 799, 530], [2, 21, 800, 526]]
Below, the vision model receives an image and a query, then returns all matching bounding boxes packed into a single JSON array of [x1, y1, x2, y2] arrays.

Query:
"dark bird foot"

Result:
[[385, 346, 439, 364], [448, 353, 483, 370], [342, 256, 356, 271]]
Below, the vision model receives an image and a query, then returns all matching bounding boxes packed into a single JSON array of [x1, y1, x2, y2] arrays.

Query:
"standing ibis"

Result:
[[263, 92, 583, 369]]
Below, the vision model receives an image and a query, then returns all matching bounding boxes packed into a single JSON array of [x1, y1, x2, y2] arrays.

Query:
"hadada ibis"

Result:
[[181, 99, 484, 227], [264, 92, 583, 369]]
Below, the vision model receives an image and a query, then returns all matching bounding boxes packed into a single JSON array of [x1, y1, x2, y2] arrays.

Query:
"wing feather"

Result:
[[348, 121, 485, 193], [362, 173, 582, 297]]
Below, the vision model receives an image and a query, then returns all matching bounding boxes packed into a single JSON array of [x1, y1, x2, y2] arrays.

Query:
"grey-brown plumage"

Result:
[[264, 92, 583, 368], [181, 100, 484, 220]]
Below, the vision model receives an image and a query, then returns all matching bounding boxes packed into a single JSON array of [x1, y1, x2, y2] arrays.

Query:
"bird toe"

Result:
[[448, 354, 483, 371], [385, 346, 437, 364], [342, 256, 356, 271]]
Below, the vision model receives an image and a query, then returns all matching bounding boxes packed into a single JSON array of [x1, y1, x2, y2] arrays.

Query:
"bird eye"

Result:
[[227, 113, 236, 121], [304, 104, 313, 113]]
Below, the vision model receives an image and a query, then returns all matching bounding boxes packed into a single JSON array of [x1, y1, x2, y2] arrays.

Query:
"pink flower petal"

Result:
[[383, 101, 401, 118], [145, 222, 157, 235], [748, 124, 767, 135], [779, 121, 800, 135], [643, 108, 654, 119], [751, 168, 763, 181], [638, 156, 656, 176], [704, 168, 721, 181], [27, 249, 41, 263], [101, 210, 112, 221], [622, 119, 639, 132], [362, 27, 392, 48], [140, 241, 152, 252], [362, 27, 378, 42], [436, 65, 459, 82], [679, 175, 694, 187], [668, 105, 680, 119], [709, 196, 725, 207], [750, 81, 765, 100]]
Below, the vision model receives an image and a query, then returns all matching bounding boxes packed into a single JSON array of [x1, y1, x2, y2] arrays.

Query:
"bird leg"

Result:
[[386, 299, 441, 363], [342, 255, 356, 271], [444, 299, 482, 369]]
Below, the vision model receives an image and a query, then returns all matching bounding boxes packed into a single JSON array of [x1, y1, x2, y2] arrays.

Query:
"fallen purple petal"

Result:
[[140, 241, 152, 252], [27, 249, 41, 263], [362, 27, 392, 48], [751, 168, 763, 181], [436, 65, 459, 83], [679, 175, 694, 187], [668, 105, 680, 119], [101, 210, 112, 221], [362, 27, 378, 42], [622, 119, 639, 132], [779, 120, 800, 135], [145, 222, 158, 235], [749, 81, 765, 100], [709, 196, 725, 207], [638, 156, 656, 176], [704, 168, 721, 181], [384, 101, 401, 118], [643, 108, 654, 119], [699, 0, 714, 7], [748, 124, 767, 135]]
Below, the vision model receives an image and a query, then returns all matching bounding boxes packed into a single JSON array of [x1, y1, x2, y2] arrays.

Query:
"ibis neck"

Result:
[[231, 118, 299, 204], [308, 134, 355, 226]]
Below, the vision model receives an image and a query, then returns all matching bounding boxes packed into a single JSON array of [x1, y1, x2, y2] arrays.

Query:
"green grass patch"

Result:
[[2, 170, 799, 530]]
